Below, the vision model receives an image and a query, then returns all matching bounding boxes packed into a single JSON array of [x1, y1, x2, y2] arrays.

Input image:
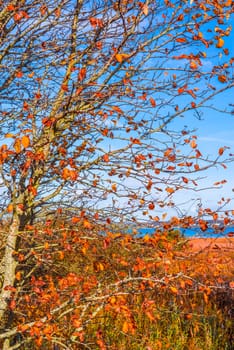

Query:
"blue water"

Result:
[[137, 226, 234, 238]]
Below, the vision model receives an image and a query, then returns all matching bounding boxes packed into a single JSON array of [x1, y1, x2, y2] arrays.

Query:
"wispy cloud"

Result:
[[199, 136, 234, 145]]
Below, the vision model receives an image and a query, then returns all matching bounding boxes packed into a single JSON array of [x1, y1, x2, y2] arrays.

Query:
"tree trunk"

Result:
[[0, 216, 19, 347]]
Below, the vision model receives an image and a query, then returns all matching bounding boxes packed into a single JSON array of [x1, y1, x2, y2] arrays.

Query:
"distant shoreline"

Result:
[[137, 226, 234, 238]]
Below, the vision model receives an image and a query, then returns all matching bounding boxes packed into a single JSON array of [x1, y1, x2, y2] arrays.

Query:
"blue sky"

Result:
[[167, 87, 234, 217]]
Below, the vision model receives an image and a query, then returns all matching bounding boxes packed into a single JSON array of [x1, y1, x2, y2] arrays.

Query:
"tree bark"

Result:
[[0, 216, 19, 347]]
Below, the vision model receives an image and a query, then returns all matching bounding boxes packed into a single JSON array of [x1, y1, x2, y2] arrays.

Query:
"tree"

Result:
[[0, 0, 233, 348]]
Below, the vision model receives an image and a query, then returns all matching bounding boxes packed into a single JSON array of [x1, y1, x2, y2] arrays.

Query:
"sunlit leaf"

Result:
[[21, 135, 30, 148], [218, 75, 227, 83], [190, 139, 197, 149], [14, 138, 21, 154], [216, 38, 224, 48], [176, 37, 187, 43], [103, 154, 109, 162]]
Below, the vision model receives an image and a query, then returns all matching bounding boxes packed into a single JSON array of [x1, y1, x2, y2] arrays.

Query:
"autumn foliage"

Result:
[[0, 222, 233, 349], [0, 0, 234, 348]]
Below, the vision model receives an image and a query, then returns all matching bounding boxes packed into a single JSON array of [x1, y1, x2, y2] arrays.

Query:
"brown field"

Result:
[[188, 237, 234, 252]]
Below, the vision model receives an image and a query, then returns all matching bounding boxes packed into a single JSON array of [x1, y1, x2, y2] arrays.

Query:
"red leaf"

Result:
[[72, 217, 80, 224], [182, 176, 188, 184], [176, 37, 187, 43], [40, 5, 47, 16], [55, 8, 61, 17], [195, 149, 202, 158], [191, 102, 196, 108], [90, 17, 103, 28], [219, 147, 225, 155], [78, 67, 86, 81], [148, 202, 155, 210], [103, 154, 109, 162], [14, 11, 29, 21], [7, 4, 16, 11], [16, 71, 23, 78], [61, 84, 69, 92], [149, 97, 156, 107]]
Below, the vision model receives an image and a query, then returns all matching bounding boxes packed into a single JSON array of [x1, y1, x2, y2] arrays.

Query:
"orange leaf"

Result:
[[72, 217, 80, 224], [16, 70, 23, 78], [191, 101, 196, 108], [21, 135, 30, 148], [96, 41, 102, 50], [61, 84, 69, 91], [72, 319, 81, 328], [55, 8, 61, 17], [190, 139, 197, 149], [14, 138, 21, 154], [148, 202, 155, 210], [145, 311, 155, 321], [190, 61, 197, 70], [89, 17, 103, 28], [122, 321, 129, 333], [177, 14, 184, 21], [7, 204, 13, 213], [116, 54, 123, 63], [14, 10, 29, 21], [142, 4, 148, 15], [166, 187, 174, 194], [176, 37, 187, 43], [58, 251, 64, 260], [170, 286, 178, 294], [203, 293, 208, 304], [218, 75, 227, 83], [195, 149, 202, 158], [111, 183, 117, 192], [115, 53, 129, 63], [40, 5, 47, 16], [218, 147, 224, 155], [199, 220, 208, 231], [7, 4, 16, 11], [78, 67, 86, 81], [69, 169, 78, 181], [94, 212, 99, 220], [103, 154, 109, 162], [62, 168, 70, 180], [83, 219, 92, 229], [5, 133, 15, 138], [23, 101, 29, 110], [112, 105, 123, 114], [182, 176, 188, 184], [216, 38, 224, 48], [149, 97, 156, 107]]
